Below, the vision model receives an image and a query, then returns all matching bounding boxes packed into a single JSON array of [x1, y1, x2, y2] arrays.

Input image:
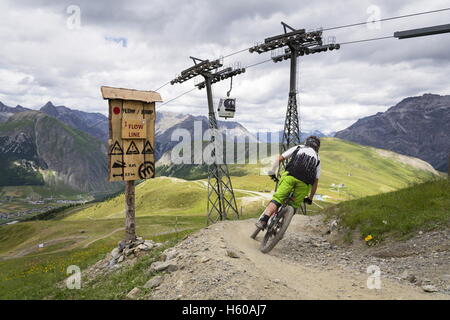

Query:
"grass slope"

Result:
[[66, 138, 437, 221], [64, 177, 264, 222], [325, 179, 450, 241], [317, 138, 437, 198], [231, 138, 437, 200], [0, 215, 205, 299], [64, 177, 207, 220]]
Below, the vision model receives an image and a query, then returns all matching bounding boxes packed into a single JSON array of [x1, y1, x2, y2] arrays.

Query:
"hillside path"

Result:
[[149, 216, 449, 300]]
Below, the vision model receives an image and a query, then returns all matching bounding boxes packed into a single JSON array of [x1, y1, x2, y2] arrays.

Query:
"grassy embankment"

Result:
[[0, 215, 204, 299], [325, 179, 450, 242]]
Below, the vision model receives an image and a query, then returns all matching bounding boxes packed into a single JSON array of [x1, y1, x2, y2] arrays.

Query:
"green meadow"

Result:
[[325, 179, 450, 241], [0, 138, 442, 299]]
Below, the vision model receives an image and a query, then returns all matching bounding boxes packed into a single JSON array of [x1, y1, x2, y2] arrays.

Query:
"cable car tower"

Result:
[[171, 57, 245, 224], [249, 22, 340, 176]]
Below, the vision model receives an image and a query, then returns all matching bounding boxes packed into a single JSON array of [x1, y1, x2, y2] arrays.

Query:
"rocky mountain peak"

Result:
[[0, 101, 30, 114], [0, 101, 9, 111], [335, 94, 450, 172], [40, 101, 59, 116]]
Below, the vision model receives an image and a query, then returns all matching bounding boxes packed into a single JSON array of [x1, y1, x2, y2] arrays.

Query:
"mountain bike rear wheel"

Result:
[[260, 206, 294, 253]]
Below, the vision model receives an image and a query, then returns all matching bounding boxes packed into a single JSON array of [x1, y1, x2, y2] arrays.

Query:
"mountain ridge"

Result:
[[0, 110, 118, 193], [335, 93, 450, 172]]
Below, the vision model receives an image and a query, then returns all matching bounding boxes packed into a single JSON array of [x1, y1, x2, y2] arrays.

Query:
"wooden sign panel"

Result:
[[122, 119, 147, 139], [108, 99, 156, 182]]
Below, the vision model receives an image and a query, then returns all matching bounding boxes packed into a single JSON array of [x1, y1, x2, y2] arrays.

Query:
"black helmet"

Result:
[[305, 136, 321, 153]]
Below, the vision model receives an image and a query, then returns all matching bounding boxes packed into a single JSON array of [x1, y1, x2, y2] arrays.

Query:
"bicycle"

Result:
[[250, 175, 307, 253]]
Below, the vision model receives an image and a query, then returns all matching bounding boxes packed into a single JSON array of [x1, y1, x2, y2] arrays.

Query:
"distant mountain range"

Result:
[[2, 92, 446, 194], [154, 111, 257, 159], [0, 110, 118, 193], [255, 130, 330, 143], [0, 102, 30, 123], [0, 102, 264, 192], [0, 101, 109, 141], [335, 94, 450, 172], [40, 102, 109, 141], [1, 101, 330, 160]]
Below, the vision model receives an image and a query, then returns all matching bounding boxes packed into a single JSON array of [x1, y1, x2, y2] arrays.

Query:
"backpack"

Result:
[[285, 146, 320, 185]]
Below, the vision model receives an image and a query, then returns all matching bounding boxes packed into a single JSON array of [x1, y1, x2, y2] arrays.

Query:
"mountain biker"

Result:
[[255, 136, 321, 230]]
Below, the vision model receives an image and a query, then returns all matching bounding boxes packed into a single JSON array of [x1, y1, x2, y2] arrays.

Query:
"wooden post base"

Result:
[[125, 181, 136, 242]]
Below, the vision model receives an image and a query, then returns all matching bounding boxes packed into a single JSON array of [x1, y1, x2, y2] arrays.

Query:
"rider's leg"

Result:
[[255, 201, 279, 229], [290, 180, 312, 209], [271, 172, 297, 207], [256, 172, 294, 229], [262, 201, 279, 218], [259, 177, 310, 221]]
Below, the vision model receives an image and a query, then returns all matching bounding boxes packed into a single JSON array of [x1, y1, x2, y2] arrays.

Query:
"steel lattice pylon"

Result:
[[204, 77, 239, 224], [206, 113, 239, 224], [277, 51, 301, 178], [279, 92, 301, 173], [171, 57, 243, 225], [248, 22, 340, 180]]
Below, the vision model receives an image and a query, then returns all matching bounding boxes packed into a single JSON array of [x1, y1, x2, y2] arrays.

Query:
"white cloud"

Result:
[[0, 0, 449, 132]]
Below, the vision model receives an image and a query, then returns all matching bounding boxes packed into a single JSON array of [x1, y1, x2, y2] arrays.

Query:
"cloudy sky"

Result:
[[1, 0, 449, 133]]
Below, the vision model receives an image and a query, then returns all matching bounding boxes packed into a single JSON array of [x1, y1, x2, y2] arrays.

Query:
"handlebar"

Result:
[[269, 174, 279, 183]]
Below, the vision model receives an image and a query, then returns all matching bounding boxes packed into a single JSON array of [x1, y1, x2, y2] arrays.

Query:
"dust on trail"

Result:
[[149, 215, 450, 300]]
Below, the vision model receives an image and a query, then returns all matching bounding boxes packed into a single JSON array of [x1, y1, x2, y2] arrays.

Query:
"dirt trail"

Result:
[[0, 227, 195, 261], [83, 228, 125, 248], [149, 216, 449, 300], [0, 235, 88, 260]]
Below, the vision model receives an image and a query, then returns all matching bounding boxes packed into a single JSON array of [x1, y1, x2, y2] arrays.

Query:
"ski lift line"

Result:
[[151, 29, 429, 108], [245, 58, 273, 69], [159, 59, 272, 107], [156, 8, 450, 91], [218, 7, 450, 60], [153, 80, 171, 92], [159, 87, 197, 107], [340, 35, 394, 45], [222, 47, 252, 58], [321, 7, 450, 32]]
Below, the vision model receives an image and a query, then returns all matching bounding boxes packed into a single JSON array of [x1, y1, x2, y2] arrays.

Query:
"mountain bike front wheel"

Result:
[[250, 227, 261, 239], [260, 206, 294, 253]]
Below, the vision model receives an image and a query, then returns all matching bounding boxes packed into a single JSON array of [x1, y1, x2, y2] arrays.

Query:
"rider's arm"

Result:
[[267, 155, 285, 175], [309, 179, 319, 200]]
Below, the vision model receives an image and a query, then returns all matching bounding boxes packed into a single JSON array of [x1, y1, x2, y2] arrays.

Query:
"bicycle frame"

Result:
[[251, 175, 310, 251], [267, 191, 294, 225]]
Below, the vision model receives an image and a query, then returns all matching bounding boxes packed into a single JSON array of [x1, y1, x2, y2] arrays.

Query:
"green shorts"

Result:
[[272, 172, 311, 208]]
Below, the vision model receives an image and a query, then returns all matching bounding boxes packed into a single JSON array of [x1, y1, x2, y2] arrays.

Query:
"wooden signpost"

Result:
[[101, 86, 162, 242]]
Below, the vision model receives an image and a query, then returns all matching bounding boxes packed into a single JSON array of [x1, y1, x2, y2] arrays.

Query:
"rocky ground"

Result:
[[274, 215, 450, 294], [141, 215, 450, 300], [81, 237, 163, 284]]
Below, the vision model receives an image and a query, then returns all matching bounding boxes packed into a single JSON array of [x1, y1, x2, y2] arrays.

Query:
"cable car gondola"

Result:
[[217, 76, 237, 119], [218, 98, 236, 119]]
